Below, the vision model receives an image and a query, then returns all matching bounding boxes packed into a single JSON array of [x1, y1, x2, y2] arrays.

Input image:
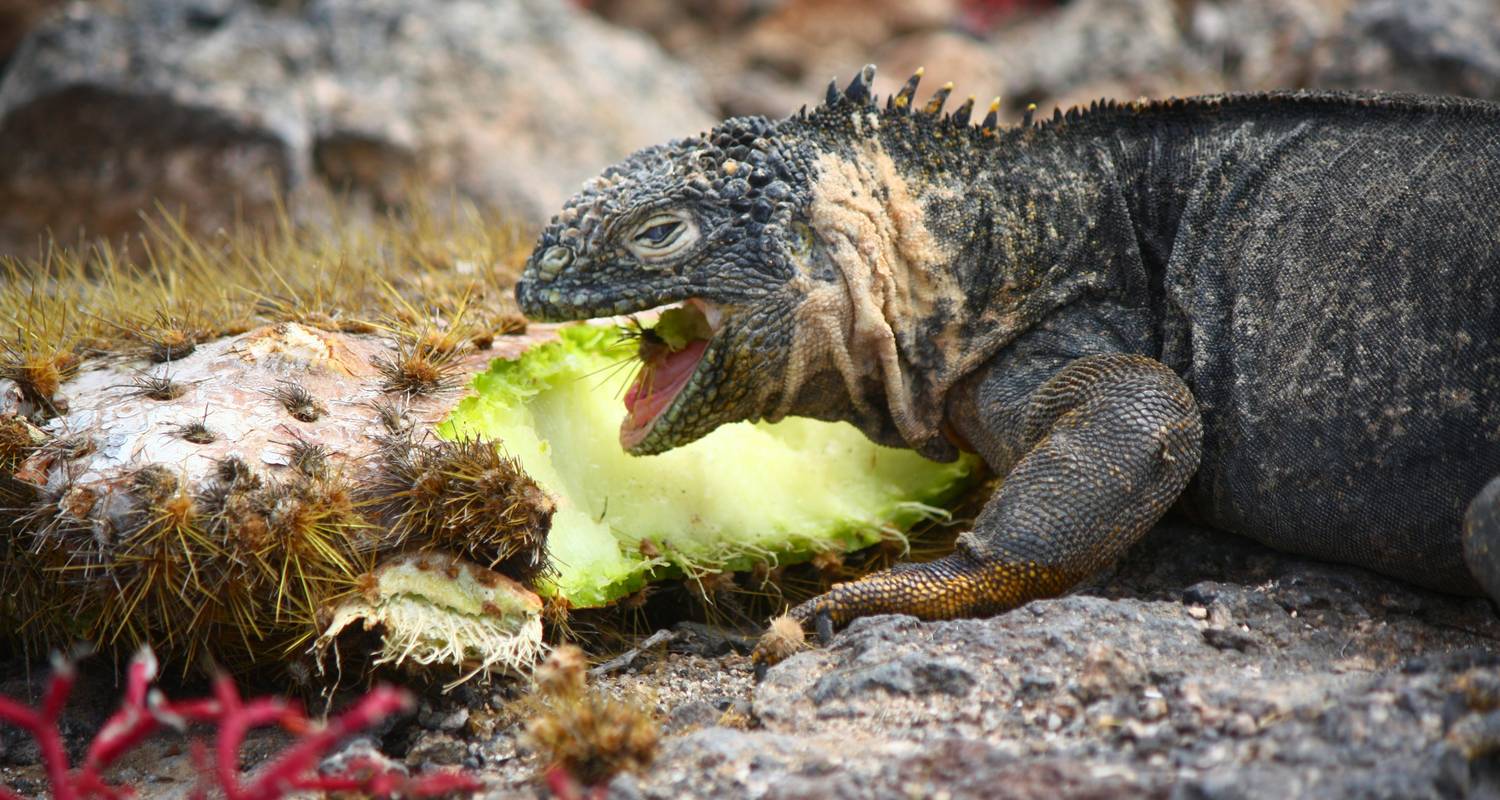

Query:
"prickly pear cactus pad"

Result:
[[0, 315, 559, 678], [0, 210, 557, 680], [440, 324, 981, 608]]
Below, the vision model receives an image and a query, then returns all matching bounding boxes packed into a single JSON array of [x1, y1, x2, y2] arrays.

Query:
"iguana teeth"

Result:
[[689, 299, 723, 333]]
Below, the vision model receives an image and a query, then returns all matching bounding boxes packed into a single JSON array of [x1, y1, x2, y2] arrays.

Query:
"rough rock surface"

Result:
[[585, 523, 1500, 799], [82, 519, 1480, 797], [593, 0, 1500, 121], [0, 0, 714, 255], [1309, 0, 1500, 98], [0, 0, 57, 66], [4, 519, 1499, 797]]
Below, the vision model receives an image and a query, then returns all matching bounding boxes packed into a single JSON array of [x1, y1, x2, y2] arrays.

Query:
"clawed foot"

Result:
[[749, 597, 839, 682], [750, 613, 809, 682], [748, 556, 985, 680]]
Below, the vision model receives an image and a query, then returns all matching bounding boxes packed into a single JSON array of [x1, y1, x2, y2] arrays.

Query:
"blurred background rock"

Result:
[[0, 0, 1496, 257]]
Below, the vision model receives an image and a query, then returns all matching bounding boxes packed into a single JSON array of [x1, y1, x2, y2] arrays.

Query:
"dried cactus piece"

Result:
[[315, 551, 545, 686]]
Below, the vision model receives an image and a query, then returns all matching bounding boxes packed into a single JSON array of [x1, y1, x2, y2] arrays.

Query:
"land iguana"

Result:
[[515, 65, 1500, 669]]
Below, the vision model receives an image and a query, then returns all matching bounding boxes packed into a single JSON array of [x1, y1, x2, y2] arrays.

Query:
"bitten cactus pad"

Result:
[[441, 324, 980, 608]]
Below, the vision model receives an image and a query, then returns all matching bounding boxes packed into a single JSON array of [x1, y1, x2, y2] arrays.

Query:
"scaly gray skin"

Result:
[[516, 65, 1500, 666]]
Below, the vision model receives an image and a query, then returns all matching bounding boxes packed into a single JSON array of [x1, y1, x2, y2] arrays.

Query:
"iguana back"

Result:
[[1087, 94, 1500, 591]]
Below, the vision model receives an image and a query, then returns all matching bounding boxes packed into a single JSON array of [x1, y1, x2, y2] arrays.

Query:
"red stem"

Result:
[[240, 687, 409, 800], [0, 649, 475, 800], [211, 676, 297, 800], [0, 670, 79, 800], [84, 650, 163, 773]]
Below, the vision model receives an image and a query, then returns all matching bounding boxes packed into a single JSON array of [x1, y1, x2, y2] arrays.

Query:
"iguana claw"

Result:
[[749, 613, 812, 679], [814, 608, 835, 644]]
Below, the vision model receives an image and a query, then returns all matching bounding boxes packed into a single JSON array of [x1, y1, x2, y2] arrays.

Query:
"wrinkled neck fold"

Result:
[[777, 140, 971, 458]]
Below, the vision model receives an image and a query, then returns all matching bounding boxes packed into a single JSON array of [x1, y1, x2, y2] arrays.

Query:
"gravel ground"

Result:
[[4, 522, 1499, 798]]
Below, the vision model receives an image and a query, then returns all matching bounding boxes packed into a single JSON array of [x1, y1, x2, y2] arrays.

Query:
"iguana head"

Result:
[[517, 65, 983, 457], [516, 102, 826, 455]]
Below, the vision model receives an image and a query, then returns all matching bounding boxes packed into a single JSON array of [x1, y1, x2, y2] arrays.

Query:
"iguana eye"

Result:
[[636, 221, 681, 246], [626, 213, 698, 260]]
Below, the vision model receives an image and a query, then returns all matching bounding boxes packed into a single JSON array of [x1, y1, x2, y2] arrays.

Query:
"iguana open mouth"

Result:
[[622, 298, 720, 449]]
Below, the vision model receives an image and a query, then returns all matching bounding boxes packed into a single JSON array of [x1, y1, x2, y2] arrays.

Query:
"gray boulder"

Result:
[[1310, 0, 1500, 98], [0, 0, 715, 255]]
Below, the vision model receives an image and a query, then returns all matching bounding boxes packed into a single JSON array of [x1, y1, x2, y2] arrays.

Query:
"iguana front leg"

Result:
[[753, 353, 1202, 668]]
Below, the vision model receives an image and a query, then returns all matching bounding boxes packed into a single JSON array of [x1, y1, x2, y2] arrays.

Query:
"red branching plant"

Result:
[[0, 648, 483, 800], [543, 765, 608, 800]]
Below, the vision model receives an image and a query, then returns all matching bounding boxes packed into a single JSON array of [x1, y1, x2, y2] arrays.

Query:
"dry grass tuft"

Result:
[[0, 202, 530, 422], [522, 645, 659, 787]]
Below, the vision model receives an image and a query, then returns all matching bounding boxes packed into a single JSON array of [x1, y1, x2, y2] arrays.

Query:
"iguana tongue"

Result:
[[623, 339, 708, 437]]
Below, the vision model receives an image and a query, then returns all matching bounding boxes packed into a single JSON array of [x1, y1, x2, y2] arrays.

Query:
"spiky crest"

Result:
[[922, 82, 954, 116], [888, 67, 922, 112], [843, 64, 876, 104], [980, 97, 1002, 136], [808, 64, 1500, 152], [951, 97, 975, 127]]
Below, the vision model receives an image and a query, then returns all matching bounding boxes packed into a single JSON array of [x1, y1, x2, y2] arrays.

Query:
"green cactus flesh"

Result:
[[440, 324, 980, 608]]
